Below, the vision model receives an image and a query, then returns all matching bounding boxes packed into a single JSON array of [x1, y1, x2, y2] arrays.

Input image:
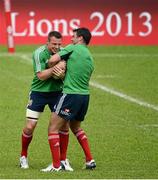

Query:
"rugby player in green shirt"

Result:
[[20, 31, 73, 171], [41, 28, 96, 172]]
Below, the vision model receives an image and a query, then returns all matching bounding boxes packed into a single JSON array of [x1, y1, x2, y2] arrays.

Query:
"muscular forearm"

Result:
[[48, 53, 61, 67], [37, 67, 54, 80]]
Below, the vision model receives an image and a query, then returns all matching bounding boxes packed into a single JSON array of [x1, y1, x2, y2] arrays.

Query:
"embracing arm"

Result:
[[37, 60, 66, 81], [36, 67, 55, 81], [48, 53, 61, 67]]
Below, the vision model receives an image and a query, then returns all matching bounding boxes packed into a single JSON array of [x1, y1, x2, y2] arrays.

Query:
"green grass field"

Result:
[[0, 45, 158, 179]]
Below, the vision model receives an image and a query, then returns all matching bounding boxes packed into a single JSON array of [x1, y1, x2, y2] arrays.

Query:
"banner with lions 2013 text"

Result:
[[0, 0, 158, 45]]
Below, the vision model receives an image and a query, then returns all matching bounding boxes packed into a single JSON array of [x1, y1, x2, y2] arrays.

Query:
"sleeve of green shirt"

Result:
[[33, 51, 46, 73], [58, 44, 74, 61]]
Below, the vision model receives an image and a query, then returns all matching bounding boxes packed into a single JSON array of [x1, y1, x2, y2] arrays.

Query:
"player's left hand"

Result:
[[52, 64, 65, 79]]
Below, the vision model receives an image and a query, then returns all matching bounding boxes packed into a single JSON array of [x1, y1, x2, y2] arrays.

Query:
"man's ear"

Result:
[[79, 36, 84, 43]]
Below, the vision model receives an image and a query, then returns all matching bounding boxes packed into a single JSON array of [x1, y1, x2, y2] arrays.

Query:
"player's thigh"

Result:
[[25, 118, 37, 130], [48, 91, 62, 112], [48, 112, 67, 133], [54, 94, 89, 123], [70, 120, 81, 133], [54, 94, 81, 121], [25, 91, 45, 129], [27, 91, 47, 113], [76, 95, 89, 121], [25, 109, 41, 132]]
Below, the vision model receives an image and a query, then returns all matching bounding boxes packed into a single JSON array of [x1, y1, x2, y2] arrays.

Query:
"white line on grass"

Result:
[[90, 81, 158, 112], [1, 53, 158, 112], [0, 52, 32, 56], [19, 54, 32, 62], [0, 52, 32, 63]]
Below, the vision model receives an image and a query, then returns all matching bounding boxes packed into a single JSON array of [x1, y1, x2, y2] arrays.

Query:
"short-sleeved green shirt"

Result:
[[58, 44, 94, 95], [31, 45, 63, 92]]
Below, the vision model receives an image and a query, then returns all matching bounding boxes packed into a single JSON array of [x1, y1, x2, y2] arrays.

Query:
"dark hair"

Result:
[[73, 27, 92, 45], [48, 31, 62, 41]]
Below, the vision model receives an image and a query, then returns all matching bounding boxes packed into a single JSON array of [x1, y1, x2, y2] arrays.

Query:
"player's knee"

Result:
[[60, 122, 69, 131], [70, 126, 81, 134], [48, 124, 58, 134], [24, 120, 37, 134], [26, 108, 41, 119], [70, 120, 81, 133], [23, 126, 34, 135]]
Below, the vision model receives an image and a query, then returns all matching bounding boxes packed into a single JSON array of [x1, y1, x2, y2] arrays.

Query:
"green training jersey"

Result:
[[58, 44, 94, 95], [31, 45, 63, 92]]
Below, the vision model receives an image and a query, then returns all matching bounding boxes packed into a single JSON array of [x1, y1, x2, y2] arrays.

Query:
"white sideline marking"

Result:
[[0, 52, 32, 56], [0, 53, 32, 62], [1, 53, 158, 112], [19, 54, 32, 62], [90, 81, 158, 112]]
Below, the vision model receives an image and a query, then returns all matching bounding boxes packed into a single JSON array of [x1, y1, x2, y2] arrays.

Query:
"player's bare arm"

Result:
[[37, 60, 66, 80], [36, 67, 56, 80], [52, 66, 65, 79], [52, 60, 66, 79], [48, 53, 61, 67]]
